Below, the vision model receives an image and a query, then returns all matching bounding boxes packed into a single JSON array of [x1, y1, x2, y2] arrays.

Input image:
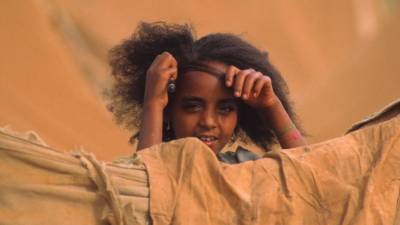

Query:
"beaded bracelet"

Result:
[[277, 123, 301, 141]]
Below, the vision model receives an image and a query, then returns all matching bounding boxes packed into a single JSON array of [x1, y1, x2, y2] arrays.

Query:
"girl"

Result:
[[108, 22, 306, 157]]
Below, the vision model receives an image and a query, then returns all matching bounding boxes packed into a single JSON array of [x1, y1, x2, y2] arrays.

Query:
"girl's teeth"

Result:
[[200, 137, 215, 141]]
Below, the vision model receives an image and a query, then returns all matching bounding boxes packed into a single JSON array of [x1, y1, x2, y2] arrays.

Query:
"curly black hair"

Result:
[[107, 21, 300, 150]]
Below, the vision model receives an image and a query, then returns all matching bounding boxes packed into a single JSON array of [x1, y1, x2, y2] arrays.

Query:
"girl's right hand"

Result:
[[144, 52, 178, 109]]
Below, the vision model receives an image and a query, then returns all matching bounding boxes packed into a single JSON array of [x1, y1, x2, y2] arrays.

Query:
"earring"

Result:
[[166, 121, 171, 132], [164, 121, 173, 141], [167, 80, 176, 93]]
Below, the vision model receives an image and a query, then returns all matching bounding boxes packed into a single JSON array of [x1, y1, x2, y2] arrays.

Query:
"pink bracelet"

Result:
[[277, 124, 301, 140]]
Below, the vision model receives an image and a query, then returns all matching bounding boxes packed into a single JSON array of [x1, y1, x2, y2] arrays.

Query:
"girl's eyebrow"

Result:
[[182, 95, 235, 100], [181, 96, 204, 102]]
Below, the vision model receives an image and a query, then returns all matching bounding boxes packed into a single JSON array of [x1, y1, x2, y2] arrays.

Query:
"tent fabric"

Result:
[[139, 115, 400, 225], [0, 99, 399, 225], [346, 98, 400, 133], [0, 130, 150, 225]]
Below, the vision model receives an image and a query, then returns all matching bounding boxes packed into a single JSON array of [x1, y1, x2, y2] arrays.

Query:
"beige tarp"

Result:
[[1, 101, 400, 225], [0, 130, 150, 225], [141, 116, 400, 225]]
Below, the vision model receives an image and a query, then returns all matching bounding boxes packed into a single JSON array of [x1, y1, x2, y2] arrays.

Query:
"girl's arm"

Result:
[[225, 66, 306, 149], [137, 52, 177, 150], [260, 96, 307, 148], [137, 103, 164, 150]]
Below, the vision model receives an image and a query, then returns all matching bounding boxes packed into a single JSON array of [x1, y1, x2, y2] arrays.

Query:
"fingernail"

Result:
[[235, 91, 240, 97], [253, 92, 258, 97], [226, 81, 231, 86], [242, 94, 248, 99]]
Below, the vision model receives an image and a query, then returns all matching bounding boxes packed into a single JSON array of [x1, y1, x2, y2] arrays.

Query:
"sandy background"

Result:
[[1, 0, 399, 160]]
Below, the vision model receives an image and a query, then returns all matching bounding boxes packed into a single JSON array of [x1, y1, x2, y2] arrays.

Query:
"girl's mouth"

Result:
[[197, 136, 217, 147]]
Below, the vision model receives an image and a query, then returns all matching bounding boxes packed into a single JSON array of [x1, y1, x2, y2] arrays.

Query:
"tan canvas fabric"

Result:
[[1, 100, 400, 225], [0, 130, 150, 225], [140, 115, 400, 225], [347, 98, 400, 133]]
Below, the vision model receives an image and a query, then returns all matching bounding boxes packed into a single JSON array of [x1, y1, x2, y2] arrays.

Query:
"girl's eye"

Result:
[[218, 104, 236, 115], [182, 102, 202, 112]]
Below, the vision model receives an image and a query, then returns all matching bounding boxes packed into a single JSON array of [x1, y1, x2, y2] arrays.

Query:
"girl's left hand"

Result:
[[225, 66, 279, 109]]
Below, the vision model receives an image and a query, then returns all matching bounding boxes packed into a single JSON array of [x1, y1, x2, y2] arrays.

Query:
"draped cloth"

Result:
[[0, 129, 149, 225], [140, 115, 400, 225], [1, 99, 400, 225]]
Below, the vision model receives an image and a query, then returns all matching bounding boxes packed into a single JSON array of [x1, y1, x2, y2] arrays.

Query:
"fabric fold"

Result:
[[139, 115, 400, 225]]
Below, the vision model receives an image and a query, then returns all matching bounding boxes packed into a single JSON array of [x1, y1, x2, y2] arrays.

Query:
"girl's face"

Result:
[[169, 62, 238, 153]]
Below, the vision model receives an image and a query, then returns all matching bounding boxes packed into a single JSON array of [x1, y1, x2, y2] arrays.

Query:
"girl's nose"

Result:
[[199, 110, 217, 129]]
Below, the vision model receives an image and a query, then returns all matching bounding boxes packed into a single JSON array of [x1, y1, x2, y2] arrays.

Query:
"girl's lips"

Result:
[[197, 136, 218, 147], [202, 139, 216, 147]]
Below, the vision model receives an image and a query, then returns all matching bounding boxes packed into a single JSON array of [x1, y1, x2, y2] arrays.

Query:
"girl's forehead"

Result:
[[180, 61, 229, 78], [176, 70, 232, 98], [203, 61, 229, 74]]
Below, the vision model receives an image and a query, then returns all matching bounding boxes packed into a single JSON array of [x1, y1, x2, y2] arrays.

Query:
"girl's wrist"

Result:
[[276, 123, 301, 139], [259, 95, 282, 113], [142, 100, 166, 112]]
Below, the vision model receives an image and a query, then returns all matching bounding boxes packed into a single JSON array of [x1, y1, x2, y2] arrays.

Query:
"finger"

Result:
[[152, 67, 177, 92], [225, 66, 239, 87], [242, 72, 261, 99], [233, 69, 254, 97], [152, 52, 178, 82], [147, 54, 163, 74], [162, 67, 178, 81], [253, 76, 271, 97], [158, 52, 177, 69], [168, 67, 178, 80]]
